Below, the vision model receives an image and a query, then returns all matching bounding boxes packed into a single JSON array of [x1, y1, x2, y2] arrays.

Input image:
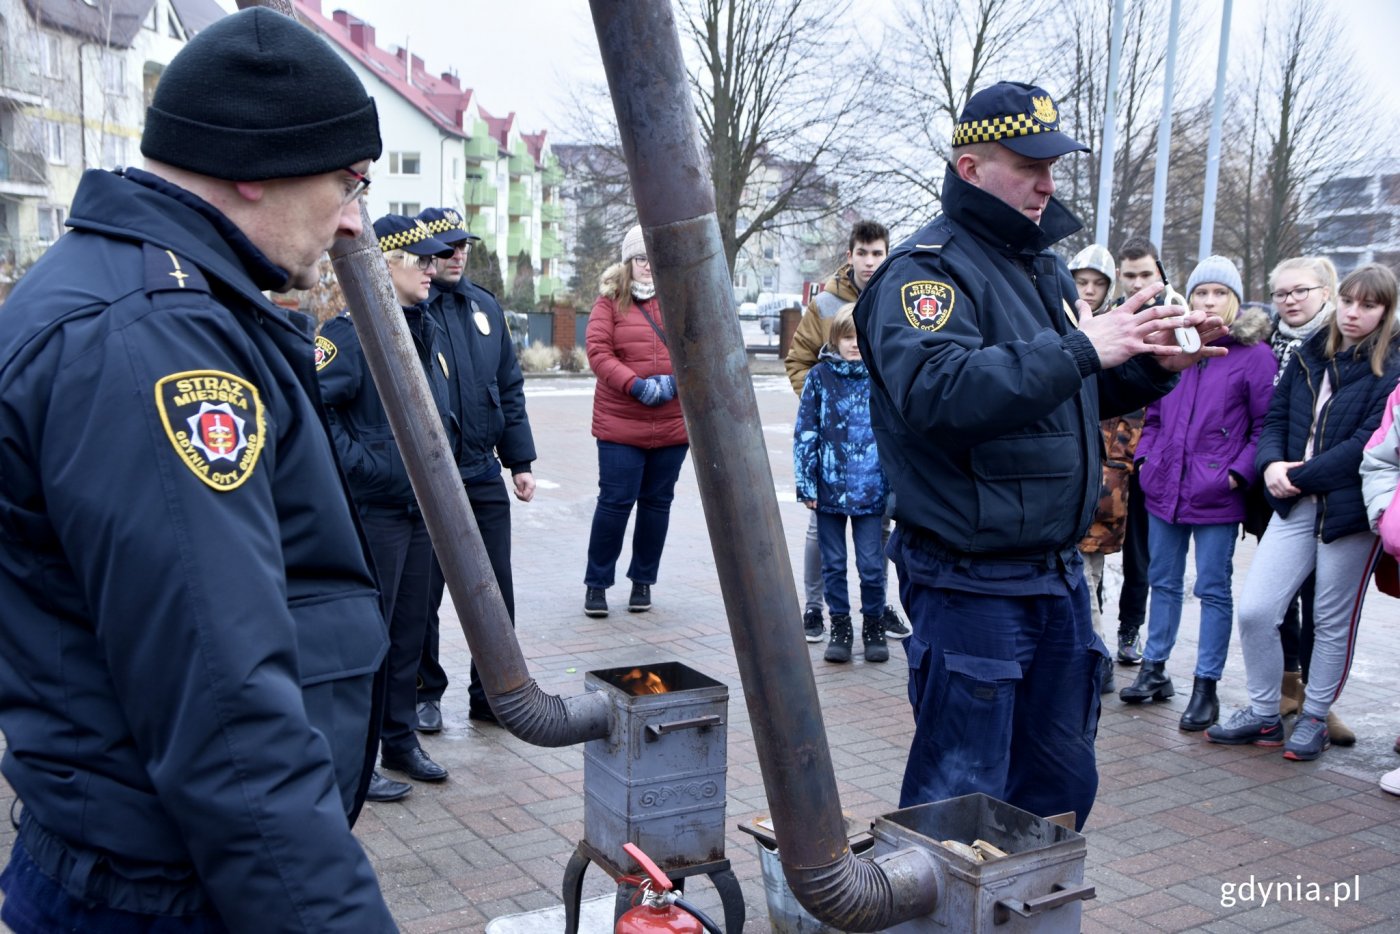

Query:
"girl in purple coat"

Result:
[[1120, 257, 1277, 731]]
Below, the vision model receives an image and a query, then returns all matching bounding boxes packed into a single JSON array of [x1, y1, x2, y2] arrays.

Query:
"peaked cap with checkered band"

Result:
[[953, 82, 1089, 159], [416, 206, 481, 245], [373, 215, 455, 256]]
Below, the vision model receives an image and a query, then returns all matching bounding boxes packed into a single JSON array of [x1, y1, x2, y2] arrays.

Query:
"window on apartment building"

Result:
[[102, 54, 125, 94], [37, 32, 61, 79], [762, 274, 775, 289], [388, 152, 421, 176], [763, 246, 774, 260], [388, 201, 421, 216], [37, 205, 66, 244], [101, 134, 127, 169], [43, 120, 64, 164]]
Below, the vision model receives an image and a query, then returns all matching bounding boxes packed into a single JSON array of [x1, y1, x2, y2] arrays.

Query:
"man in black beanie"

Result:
[[0, 8, 396, 931]]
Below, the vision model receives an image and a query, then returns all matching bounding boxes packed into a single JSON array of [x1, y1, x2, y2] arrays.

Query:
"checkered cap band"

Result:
[[378, 221, 434, 253], [952, 113, 1047, 147], [422, 216, 468, 236]]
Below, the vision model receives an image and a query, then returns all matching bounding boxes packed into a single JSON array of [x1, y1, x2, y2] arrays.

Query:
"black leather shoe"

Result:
[[416, 699, 442, 733], [468, 702, 500, 726], [382, 746, 448, 782], [366, 770, 411, 802], [1178, 677, 1219, 731], [628, 582, 651, 613], [1119, 659, 1175, 704]]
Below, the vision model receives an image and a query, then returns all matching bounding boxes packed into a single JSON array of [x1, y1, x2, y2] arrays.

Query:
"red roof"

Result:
[[295, 0, 471, 140]]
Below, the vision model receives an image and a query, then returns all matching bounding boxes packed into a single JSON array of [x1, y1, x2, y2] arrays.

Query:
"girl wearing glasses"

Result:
[[1210, 264, 1400, 761], [1262, 256, 1344, 737], [316, 215, 458, 801]]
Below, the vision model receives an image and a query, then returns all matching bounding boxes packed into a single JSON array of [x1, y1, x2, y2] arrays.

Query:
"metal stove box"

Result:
[[583, 662, 728, 875], [871, 794, 1093, 933]]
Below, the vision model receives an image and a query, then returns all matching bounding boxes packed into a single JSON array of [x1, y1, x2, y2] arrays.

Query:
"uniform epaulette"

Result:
[[142, 243, 209, 295]]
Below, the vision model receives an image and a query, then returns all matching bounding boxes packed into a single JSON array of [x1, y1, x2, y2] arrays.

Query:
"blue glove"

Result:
[[629, 376, 662, 407], [654, 374, 677, 403]]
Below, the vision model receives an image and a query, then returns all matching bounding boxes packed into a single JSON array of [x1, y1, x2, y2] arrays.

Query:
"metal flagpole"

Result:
[[1199, 0, 1234, 258], [1095, 0, 1127, 244], [1149, 0, 1183, 247]]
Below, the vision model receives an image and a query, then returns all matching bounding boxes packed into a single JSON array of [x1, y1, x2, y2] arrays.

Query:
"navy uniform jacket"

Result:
[[317, 305, 457, 507], [426, 277, 535, 481], [0, 169, 395, 930], [855, 167, 1177, 556]]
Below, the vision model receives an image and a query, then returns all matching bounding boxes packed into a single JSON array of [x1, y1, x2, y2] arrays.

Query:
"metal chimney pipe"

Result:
[[237, 0, 611, 748], [587, 2, 940, 929]]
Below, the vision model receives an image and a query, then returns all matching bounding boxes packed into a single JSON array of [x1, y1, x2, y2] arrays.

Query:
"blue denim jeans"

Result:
[[584, 440, 689, 588], [815, 511, 885, 617], [892, 530, 1104, 831], [1142, 515, 1238, 680]]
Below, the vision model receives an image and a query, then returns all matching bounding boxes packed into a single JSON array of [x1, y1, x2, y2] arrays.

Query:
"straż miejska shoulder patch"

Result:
[[155, 370, 266, 491]]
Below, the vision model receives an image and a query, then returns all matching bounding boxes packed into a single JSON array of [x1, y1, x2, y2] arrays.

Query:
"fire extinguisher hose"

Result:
[[672, 897, 723, 934]]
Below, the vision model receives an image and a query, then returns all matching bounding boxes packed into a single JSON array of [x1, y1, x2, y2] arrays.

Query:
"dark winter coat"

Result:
[[0, 168, 393, 928], [794, 350, 890, 515], [854, 166, 1179, 555], [586, 264, 688, 449], [1136, 306, 1277, 525], [1256, 328, 1400, 542], [427, 276, 536, 481], [317, 305, 456, 507]]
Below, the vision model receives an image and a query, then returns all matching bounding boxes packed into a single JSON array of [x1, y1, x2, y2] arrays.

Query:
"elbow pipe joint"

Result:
[[491, 680, 612, 747], [786, 846, 942, 932]]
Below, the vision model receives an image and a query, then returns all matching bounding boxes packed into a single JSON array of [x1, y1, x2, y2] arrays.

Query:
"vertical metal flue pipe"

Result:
[[588, 2, 939, 929], [237, 0, 610, 748], [328, 228, 609, 746]]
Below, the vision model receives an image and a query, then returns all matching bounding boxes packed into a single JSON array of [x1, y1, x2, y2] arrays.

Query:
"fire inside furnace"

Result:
[[619, 668, 670, 695]]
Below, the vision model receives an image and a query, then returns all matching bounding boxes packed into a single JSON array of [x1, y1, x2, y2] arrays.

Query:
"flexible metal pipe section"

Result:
[[326, 227, 611, 747], [587, 1, 940, 928]]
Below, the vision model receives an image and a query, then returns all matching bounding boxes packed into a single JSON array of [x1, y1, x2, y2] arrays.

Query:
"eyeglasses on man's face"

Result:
[[1271, 284, 1324, 304], [342, 168, 371, 205]]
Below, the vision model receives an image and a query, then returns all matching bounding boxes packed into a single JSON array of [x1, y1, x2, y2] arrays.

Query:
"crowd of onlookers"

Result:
[[776, 220, 1400, 795]]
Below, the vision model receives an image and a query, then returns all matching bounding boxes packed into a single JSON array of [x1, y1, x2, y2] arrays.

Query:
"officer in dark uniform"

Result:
[[855, 82, 1226, 830], [318, 215, 459, 799], [413, 207, 537, 728], [0, 9, 396, 930]]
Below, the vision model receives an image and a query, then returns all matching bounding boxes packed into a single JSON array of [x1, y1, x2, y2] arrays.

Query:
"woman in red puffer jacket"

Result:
[[581, 224, 689, 619]]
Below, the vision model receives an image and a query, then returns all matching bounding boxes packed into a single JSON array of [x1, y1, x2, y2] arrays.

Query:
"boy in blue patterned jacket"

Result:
[[794, 304, 892, 663]]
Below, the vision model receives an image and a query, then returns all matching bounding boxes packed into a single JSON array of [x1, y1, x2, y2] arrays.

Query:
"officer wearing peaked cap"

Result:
[[318, 214, 459, 799], [854, 81, 1227, 830], [413, 206, 536, 730], [0, 8, 396, 930]]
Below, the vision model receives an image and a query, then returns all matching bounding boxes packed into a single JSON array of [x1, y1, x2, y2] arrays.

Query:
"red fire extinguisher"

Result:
[[614, 843, 723, 934]]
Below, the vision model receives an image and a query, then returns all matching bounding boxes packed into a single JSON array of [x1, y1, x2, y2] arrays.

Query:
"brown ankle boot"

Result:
[[1279, 670, 1304, 716], [1327, 709, 1356, 746]]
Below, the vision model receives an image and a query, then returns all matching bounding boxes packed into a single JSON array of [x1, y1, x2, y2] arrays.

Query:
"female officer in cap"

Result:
[[317, 215, 460, 801]]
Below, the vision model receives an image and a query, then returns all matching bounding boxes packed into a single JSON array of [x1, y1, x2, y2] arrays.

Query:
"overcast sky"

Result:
[[217, 1, 1400, 154]]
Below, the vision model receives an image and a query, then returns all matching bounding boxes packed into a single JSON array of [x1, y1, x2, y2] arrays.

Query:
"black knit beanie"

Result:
[[141, 8, 381, 181]]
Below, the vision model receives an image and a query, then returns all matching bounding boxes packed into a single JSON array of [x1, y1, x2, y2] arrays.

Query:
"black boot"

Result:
[[824, 614, 853, 663], [1119, 659, 1175, 703], [861, 614, 889, 663], [1178, 677, 1219, 731]]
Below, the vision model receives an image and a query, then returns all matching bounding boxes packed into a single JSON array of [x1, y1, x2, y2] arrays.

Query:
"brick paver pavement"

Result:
[[3, 358, 1399, 932]]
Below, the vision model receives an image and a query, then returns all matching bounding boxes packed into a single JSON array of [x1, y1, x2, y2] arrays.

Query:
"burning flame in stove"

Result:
[[620, 668, 670, 695]]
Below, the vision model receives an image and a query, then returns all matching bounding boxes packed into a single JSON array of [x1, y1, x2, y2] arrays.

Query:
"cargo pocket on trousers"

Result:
[[934, 652, 1022, 777]]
